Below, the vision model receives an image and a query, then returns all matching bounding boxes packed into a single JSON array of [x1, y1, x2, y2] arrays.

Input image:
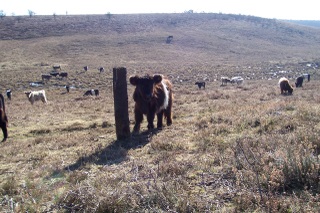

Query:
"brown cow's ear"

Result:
[[129, 76, 139, 85], [153, 75, 163, 84]]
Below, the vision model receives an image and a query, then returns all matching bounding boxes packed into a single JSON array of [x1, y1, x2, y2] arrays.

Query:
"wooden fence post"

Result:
[[113, 67, 131, 140]]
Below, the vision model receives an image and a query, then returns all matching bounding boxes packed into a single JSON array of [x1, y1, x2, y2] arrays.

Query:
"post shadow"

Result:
[[63, 129, 160, 172]]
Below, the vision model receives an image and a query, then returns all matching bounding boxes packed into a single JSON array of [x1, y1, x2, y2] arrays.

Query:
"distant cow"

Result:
[[303, 73, 311, 82], [279, 77, 293, 95], [295, 76, 304, 87], [166, 35, 173, 44], [6, 89, 11, 100], [53, 65, 61, 70], [221, 77, 231, 86], [230, 76, 244, 85], [98, 67, 105, 73], [129, 74, 173, 133], [84, 66, 88, 71], [83, 89, 99, 96], [195, 81, 206, 89], [24, 90, 48, 105], [59, 72, 68, 78], [65, 85, 70, 93], [50, 71, 60, 77], [41, 74, 52, 82], [0, 94, 8, 142]]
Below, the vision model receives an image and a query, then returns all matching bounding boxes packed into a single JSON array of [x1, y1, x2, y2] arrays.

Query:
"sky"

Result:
[[0, 0, 319, 20]]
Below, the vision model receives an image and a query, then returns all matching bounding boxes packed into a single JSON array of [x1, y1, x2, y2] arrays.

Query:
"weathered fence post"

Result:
[[113, 67, 131, 140]]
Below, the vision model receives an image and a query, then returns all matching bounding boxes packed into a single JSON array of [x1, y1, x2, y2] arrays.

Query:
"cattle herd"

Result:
[[0, 64, 312, 142]]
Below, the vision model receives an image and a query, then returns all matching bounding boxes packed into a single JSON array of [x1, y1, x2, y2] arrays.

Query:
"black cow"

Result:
[[83, 89, 99, 96], [59, 72, 68, 78], [195, 81, 206, 89], [295, 76, 304, 88], [0, 94, 8, 142], [50, 71, 60, 77], [166, 36, 173, 44], [53, 65, 61, 71], [84, 66, 88, 71], [98, 67, 105, 73]]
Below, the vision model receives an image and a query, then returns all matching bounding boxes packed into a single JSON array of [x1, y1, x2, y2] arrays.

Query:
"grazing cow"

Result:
[[230, 76, 244, 85], [65, 85, 70, 93], [98, 67, 105, 73], [221, 77, 231, 86], [84, 66, 88, 71], [166, 35, 173, 44], [53, 65, 61, 70], [195, 81, 206, 89], [295, 76, 304, 87], [24, 90, 48, 105], [279, 77, 293, 95], [0, 94, 8, 142], [83, 89, 99, 96], [129, 74, 173, 132], [59, 72, 68, 78], [41, 74, 52, 82], [50, 71, 60, 77], [6, 89, 11, 100]]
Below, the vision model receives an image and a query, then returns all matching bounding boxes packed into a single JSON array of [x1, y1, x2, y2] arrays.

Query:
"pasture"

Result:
[[0, 13, 319, 212]]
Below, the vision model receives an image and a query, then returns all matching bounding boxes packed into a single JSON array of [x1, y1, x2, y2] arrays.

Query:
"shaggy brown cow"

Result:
[[279, 77, 293, 95], [0, 94, 8, 142], [129, 74, 173, 133]]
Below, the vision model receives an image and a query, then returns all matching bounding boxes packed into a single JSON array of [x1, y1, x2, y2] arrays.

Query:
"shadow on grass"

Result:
[[63, 129, 160, 172]]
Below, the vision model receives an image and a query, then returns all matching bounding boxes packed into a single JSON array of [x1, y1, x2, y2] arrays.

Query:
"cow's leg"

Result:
[[147, 112, 155, 130], [0, 123, 7, 142], [133, 108, 143, 133], [157, 111, 164, 129]]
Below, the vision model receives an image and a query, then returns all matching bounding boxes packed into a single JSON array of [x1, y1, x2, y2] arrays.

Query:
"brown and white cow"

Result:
[[279, 77, 293, 95], [0, 94, 8, 142], [129, 74, 173, 133]]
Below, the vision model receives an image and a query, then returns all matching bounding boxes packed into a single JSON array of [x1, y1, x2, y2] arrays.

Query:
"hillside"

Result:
[[0, 13, 319, 212]]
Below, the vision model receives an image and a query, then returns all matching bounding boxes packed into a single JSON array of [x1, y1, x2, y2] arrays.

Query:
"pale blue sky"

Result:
[[1, 0, 319, 20]]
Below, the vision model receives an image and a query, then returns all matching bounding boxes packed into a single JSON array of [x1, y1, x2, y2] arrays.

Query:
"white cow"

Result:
[[230, 76, 244, 85], [24, 90, 47, 105]]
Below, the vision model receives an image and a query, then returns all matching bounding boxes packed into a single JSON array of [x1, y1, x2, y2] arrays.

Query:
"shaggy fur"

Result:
[[129, 74, 173, 133], [279, 77, 293, 95]]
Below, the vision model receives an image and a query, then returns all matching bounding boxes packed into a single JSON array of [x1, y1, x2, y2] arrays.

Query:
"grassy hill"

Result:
[[0, 13, 319, 212]]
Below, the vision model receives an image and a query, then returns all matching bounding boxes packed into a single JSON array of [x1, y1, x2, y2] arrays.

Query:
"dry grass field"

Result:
[[0, 13, 319, 212]]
